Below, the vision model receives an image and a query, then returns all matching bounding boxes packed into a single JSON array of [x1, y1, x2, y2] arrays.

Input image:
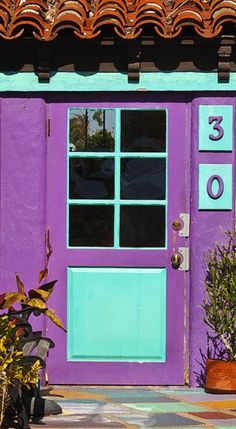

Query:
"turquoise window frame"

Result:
[[67, 107, 168, 249]]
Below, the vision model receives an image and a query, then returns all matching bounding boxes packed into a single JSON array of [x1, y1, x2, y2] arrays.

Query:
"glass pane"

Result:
[[121, 158, 166, 200], [69, 158, 114, 199], [69, 205, 114, 247], [69, 109, 115, 152], [121, 110, 166, 152], [120, 205, 165, 247]]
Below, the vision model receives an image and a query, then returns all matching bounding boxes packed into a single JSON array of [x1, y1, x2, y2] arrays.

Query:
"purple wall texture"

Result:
[[0, 97, 47, 332], [0, 93, 235, 386]]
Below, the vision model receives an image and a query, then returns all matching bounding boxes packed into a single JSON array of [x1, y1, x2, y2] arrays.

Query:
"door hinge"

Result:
[[47, 118, 51, 138], [179, 213, 190, 238], [178, 247, 189, 271]]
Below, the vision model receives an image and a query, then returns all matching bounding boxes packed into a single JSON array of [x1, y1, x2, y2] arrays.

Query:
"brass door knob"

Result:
[[171, 252, 182, 269]]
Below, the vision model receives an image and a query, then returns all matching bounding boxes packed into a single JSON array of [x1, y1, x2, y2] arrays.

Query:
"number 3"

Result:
[[208, 116, 224, 141]]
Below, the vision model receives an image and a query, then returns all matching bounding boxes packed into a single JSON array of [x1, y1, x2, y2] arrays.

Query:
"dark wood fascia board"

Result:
[[0, 35, 234, 76]]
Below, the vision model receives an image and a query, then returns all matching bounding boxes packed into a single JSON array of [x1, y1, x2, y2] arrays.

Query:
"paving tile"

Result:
[[57, 403, 135, 414], [140, 427, 205, 429], [47, 389, 107, 401], [210, 419, 236, 427], [165, 394, 208, 402], [85, 388, 165, 398], [54, 399, 107, 404], [31, 413, 125, 428], [189, 411, 236, 419], [159, 389, 204, 395], [120, 412, 202, 427], [111, 396, 178, 403], [122, 402, 208, 413], [169, 393, 236, 402], [197, 400, 236, 409]]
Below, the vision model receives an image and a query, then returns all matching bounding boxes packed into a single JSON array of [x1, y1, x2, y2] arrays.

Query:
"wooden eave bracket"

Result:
[[217, 35, 235, 83], [37, 46, 51, 83], [128, 40, 141, 83]]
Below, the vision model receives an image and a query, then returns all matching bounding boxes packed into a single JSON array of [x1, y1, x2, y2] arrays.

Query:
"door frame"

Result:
[[46, 94, 191, 385]]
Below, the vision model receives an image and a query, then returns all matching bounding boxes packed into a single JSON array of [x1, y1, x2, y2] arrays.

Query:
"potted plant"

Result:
[[203, 230, 236, 393], [0, 234, 65, 426], [0, 315, 42, 428]]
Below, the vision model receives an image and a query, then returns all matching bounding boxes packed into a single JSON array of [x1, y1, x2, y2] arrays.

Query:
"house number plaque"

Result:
[[198, 164, 232, 210], [199, 105, 233, 151]]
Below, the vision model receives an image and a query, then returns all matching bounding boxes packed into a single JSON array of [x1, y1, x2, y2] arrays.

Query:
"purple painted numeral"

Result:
[[207, 175, 224, 199], [208, 116, 224, 141]]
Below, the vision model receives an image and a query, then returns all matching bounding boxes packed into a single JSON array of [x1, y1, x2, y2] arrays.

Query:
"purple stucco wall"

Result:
[[0, 97, 47, 331], [0, 93, 235, 385]]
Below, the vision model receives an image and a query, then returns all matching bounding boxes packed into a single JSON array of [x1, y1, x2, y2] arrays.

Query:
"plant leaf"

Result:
[[39, 280, 57, 293], [15, 273, 26, 295], [28, 288, 50, 302], [39, 280, 57, 299], [1, 293, 27, 309], [44, 308, 66, 332], [0, 293, 6, 308], [39, 268, 48, 284], [26, 298, 47, 309], [28, 280, 57, 303]]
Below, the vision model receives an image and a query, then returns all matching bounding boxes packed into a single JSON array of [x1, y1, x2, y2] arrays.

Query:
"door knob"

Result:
[[171, 252, 183, 269]]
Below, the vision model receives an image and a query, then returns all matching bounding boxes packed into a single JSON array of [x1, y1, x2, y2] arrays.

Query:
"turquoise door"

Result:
[[46, 96, 189, 385]]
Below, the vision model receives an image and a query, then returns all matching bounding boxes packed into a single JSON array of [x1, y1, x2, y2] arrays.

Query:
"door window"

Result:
[[68, 108, 167, 248]]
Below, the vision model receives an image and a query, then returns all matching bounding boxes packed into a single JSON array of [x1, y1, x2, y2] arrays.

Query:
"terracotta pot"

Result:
[[205, 358, 236, 393]]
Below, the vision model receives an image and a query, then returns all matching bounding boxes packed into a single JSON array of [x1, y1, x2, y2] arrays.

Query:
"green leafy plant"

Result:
[[0, 233, 66, 331], [203, 230, 236, 360], [0, 316, 42, 426]]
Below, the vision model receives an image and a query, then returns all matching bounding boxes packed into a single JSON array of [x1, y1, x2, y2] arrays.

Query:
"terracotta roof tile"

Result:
[[0, 0, 235, 40]]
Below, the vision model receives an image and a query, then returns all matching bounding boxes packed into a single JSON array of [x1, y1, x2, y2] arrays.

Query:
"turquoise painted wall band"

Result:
[[1, 72, 236, 92]]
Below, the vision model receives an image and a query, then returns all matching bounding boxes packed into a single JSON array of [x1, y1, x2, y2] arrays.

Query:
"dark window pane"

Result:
[[121, 158, 166, 200], [69, 158, 114, 199], [69, 205, 114, 247], [69, 109, 115, 152], [121, 110, 166, 152], [120, 206, 165, 247]]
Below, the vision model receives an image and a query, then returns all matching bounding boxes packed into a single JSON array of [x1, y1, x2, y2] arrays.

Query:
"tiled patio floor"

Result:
[[31, 387, 236, 428]]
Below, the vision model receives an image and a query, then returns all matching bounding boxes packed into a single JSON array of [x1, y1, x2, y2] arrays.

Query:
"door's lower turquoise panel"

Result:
[[67, 267, 166, 362]]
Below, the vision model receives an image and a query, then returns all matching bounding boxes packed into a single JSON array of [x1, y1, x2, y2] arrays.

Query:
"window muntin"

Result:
[[68, 108, 167, 249]]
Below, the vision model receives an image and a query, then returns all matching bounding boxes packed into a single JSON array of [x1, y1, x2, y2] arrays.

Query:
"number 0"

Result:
[[207, 175, 224, 199]]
